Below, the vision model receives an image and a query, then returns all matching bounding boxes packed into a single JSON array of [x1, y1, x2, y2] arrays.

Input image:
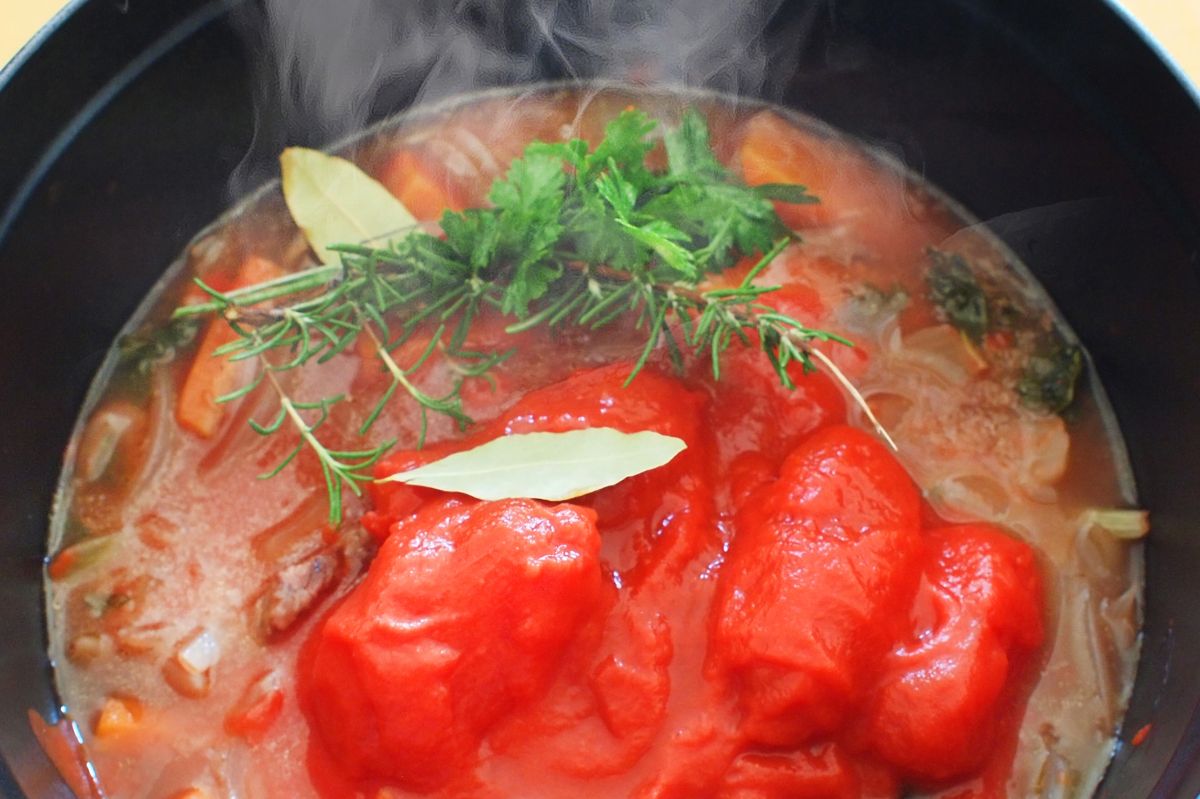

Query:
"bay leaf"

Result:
[[378, 427, 687, 501], [280, 147, 418, 263]]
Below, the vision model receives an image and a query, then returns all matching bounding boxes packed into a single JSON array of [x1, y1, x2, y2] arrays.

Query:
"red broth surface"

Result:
[[45, 87, 1142, 799]]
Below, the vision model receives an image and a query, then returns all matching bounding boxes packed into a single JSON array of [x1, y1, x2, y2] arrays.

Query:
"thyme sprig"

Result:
[[176, 108, 879, 522]]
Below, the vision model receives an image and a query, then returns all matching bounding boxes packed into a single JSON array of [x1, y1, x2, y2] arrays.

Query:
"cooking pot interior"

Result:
[[1, 0, 1198, 795]]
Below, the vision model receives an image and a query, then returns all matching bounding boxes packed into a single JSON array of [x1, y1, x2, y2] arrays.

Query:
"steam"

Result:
[[228, 0, 824, 195]]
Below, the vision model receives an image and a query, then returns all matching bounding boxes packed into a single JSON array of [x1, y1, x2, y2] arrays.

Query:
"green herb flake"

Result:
[[927, 250, 989, 342], [1018, 339, 1084, 415]]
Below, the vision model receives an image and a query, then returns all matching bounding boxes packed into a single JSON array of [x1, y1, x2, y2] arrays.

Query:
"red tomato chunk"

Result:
[[300, 365, 1046, 798], [303, 498, 603, 792]]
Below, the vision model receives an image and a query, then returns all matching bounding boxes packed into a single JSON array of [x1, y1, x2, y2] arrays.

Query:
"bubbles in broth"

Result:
[[44, 86, 1142, 799]]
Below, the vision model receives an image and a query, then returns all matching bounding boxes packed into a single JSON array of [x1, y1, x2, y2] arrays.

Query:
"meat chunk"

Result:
[[253, 549, 340, 640]]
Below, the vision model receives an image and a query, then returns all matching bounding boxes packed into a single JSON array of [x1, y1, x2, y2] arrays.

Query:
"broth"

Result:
[[45, 86, 1142, 799]]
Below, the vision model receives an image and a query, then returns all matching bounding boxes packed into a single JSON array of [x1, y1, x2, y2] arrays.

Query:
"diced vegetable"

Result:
[[1021, 416, 1071, 487], [46, 536, 114, 581], [177, 628, 221, 674], [738, 111, 833, 229], [902, 324, 989, 385], [76, 402, 146, 483], [168, 789, 211, 799], [67, 633, 113, 666], [27, 711, 100, 799], [163, 628, 220, 698], [1081, 508, 1150, 541], [94, 696, 139, 739], [176, 256, 283, 438], [379, 149, 466, 221], [225, 670, 284, 742]]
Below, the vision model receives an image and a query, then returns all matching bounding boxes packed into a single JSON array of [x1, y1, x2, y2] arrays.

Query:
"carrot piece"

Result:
[[94, 696, 139, 739], [28, 709, 101, 799], [46, 547, 78, 582], [176, 256, 283, 438], [224, 671, 284, 742], [739, 111, 837, 229], [1131, 723, 1152, 746], [46, 537, 113, 582], [379, 150, 464, 221], [168, 789, 211, 799]]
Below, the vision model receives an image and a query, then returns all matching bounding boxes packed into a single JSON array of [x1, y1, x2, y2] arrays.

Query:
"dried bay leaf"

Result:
[[280, 147, 418, 263], [378, 427, 687, 501]]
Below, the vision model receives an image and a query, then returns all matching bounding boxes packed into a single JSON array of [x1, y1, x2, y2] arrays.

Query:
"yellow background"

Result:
[[1, 0, 1199, 83]]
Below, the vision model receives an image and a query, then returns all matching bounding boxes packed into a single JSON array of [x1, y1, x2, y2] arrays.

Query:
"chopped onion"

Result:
[[1021, 416, 1070, 488], [931, 472, 1011, 522], [76, 403, 142, 483], [1035, 751, 1076, 799], [899, 324, 988, 385], [67, 633, 113, 666], [864, 392, 913, 431], [177, 629, 220, 674], [163, 628, 221, 698]]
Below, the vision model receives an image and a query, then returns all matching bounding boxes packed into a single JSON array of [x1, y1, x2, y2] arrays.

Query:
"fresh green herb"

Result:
[[1018, 337, 1083, 415], [379, 428, 688, 501], [175, 108, 862, 523], [927, 250, 988, 342]]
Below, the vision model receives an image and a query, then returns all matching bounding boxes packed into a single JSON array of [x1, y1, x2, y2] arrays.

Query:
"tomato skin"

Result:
[[718, 745, 860, 799], [224, 672, 284, 743], [712, 426, 924, 746], [707, 346, 845, 468], [301, 498, 604, 792], [864, 525, 1044, 783]]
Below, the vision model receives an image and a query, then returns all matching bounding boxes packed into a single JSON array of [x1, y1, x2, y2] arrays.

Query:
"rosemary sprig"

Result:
[[255, 368, 394, 524], [174, 107, 881, 523]]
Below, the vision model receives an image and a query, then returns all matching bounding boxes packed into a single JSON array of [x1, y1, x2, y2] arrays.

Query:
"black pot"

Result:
[[2, 0, 1198, 796]]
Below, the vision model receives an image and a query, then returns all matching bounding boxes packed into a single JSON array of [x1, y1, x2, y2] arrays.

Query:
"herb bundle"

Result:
[[175, 109, 866, 522]]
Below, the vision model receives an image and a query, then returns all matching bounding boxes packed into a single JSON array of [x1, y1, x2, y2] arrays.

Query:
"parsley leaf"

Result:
[[754, 183, 819, 204], [486, 151, 567, 315], [663, 108, 726, 179], [584, 110, 658, 188]]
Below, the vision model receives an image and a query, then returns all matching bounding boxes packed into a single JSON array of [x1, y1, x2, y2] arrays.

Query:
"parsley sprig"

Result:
[[176, 108, 873, 522]]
